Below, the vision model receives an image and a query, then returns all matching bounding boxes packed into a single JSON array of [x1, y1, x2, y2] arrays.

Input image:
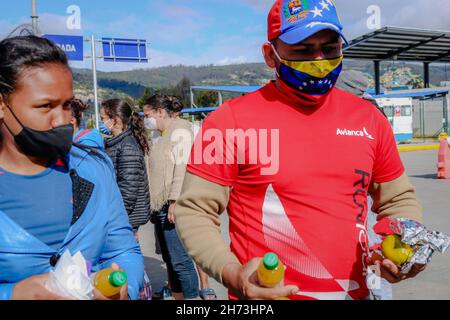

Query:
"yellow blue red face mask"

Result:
[[272, 45, 343, 96]]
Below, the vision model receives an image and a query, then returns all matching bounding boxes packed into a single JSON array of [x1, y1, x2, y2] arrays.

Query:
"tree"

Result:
[[406, 77, 424, 89], [195, 91, 218, 107], [176, 77, 193, 106], [137, 87, 154, 107], [124, 96, 136, 109]]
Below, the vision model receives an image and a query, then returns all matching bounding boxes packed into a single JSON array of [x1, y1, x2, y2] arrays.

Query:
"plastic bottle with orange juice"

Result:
[[93, 268, 127, 298], [257, 252, 289, 300]]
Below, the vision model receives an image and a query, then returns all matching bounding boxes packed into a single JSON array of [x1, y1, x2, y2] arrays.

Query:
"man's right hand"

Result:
[[12, 274, 65, 300], [222, 259, 299, 300]]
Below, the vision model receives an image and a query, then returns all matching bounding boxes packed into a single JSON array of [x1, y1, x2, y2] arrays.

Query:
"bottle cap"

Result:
[[109, 270, 128, 287], [263, 252, 279, 270]]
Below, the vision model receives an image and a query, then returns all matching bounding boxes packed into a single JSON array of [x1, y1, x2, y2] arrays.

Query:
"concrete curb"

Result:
[[398, 145, 440, 153]]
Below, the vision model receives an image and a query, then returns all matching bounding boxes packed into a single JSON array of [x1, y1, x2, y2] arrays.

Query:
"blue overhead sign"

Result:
[[44, 34, 84, 61], [102, 38, 148, 63]]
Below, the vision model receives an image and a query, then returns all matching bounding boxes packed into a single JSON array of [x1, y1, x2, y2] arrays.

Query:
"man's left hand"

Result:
[[374, 259, 426, 283]]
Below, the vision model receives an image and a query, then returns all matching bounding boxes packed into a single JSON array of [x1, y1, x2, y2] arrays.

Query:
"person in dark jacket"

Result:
[[100, 99, 153, 300], [100, 99, 151, 232]]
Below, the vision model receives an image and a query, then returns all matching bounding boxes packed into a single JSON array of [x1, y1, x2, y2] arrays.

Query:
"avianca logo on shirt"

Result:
[[336, 128, 375, 140]]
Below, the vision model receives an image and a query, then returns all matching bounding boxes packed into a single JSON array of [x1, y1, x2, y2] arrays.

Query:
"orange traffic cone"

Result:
[[438, 137, 450, 179]]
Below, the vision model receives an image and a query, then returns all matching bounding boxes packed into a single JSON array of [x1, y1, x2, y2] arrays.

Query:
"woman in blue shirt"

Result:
[[70, 99, 104, 149], [0, 36, 144, 300]]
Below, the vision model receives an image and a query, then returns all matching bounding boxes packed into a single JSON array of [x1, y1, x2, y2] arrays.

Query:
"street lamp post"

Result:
[[31, 0, 39, 35]]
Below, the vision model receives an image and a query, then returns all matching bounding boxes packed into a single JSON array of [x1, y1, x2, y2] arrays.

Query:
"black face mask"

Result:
[[4, 105, 74, 159]]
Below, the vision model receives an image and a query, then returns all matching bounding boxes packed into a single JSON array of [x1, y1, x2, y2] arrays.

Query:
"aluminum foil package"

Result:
[[392, 218, 450, 274]]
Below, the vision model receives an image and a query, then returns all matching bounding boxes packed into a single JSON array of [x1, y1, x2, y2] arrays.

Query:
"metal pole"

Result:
[[424, 62, 430, 88], [31, 0, 38, 35], [190, 87, 195, 108], [389, 106, 394, 128], [91, 35, 100, 130], [218, 92, 223, 106], [374, 61, 381, 95], [444, 95, 449, 134], [421, 100, 425, 142]]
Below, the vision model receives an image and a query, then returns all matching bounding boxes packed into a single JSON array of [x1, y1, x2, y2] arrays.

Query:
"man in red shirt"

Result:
[[174, 0, 425, 300]]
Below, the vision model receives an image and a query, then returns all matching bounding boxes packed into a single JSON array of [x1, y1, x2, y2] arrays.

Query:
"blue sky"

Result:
[[2, 0, 450, 71]]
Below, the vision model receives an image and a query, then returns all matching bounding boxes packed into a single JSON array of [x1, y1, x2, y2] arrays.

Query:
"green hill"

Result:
[[72, 60, 450, 100]]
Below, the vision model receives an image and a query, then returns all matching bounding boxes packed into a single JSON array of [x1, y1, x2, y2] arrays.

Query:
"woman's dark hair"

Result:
[[144, 94, 184, 116], [101, 99, 150, 155], [71, 99, 89, 127], [0, 35, 69, 98]]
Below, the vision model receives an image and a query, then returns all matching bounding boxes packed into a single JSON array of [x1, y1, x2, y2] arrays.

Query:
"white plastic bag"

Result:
[[45, 250, 94, 300]]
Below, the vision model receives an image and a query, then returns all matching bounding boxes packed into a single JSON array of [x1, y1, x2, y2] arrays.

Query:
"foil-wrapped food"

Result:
[[372, 218, 450, 274]]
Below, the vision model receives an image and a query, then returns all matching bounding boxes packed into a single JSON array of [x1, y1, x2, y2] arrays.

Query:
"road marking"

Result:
[[398, 145, 440, 152]]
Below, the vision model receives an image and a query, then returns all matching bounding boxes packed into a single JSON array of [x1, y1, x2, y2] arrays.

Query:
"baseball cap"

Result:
[[268, 0, 348, 45]]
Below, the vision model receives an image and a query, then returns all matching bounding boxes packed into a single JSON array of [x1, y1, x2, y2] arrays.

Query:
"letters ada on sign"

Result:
[[102, 38, 148, 63], [44, 34, 84, 61]]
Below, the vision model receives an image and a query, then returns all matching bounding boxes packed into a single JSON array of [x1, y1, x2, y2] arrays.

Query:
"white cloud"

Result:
[[241, 0, 274, 12], [38, 13, 81, 35], [104, 6, 211, 48], [0, 12, 96, 41], [4, 0, 450, 71], [216, 56, 248, 66], [0, 20, 17, 38], [146, 36, 264, 68], [335, 0, 450, 39], [146, 48, 192, 68], [166, 33, 266, 67], [99, 4, 263, 69]]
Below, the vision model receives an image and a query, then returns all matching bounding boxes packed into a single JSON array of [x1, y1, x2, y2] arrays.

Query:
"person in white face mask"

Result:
[[142, 95, 204, 301], [142, 107, 161, 144], [144, 112, 161, 143], [142, 98, 216, 300]]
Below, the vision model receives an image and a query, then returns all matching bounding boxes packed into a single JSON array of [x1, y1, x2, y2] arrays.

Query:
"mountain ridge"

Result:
[[72, 60, 450, 100]]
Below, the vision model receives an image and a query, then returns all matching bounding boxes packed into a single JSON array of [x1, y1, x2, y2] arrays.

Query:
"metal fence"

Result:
[[412, 98, 449, 139]]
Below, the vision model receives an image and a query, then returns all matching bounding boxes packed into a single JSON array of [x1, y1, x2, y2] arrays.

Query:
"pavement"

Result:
[[393, 150, 450, 300], [138, 149, 450, 300]]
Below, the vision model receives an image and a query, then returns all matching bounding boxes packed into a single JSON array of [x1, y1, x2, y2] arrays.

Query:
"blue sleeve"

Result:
[[98, 176, 144, 300], [82, 139, 105, 150], [90, 129, 105, 149], [79, 130, 105, 150], [0, 283, 15, 300]]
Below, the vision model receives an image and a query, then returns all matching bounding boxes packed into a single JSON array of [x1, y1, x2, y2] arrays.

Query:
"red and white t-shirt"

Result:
[[187, 82, 404, 300]]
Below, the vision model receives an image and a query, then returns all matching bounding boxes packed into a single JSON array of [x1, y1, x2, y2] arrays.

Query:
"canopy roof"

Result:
[[344, 26, 450, 63]]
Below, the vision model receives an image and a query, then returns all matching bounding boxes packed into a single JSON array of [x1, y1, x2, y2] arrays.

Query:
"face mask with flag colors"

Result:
[[272, 44, 343, 96]]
